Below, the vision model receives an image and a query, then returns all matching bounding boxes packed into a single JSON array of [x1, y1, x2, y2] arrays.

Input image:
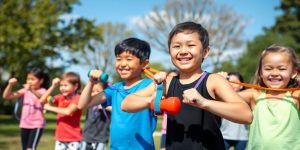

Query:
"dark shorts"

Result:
[[160, 133, 167, 148], [21, 128, 43, 150]]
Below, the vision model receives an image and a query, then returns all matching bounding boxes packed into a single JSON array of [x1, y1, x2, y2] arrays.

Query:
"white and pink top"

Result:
[[18, 88, 47, 129]]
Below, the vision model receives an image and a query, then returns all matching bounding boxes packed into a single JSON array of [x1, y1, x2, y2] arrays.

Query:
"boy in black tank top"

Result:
[[122, 22, 252, 150]]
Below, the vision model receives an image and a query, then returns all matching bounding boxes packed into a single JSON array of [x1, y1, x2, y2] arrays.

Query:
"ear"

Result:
[[74, 83, 79, 90], [39, 78, 44, 85], [141, 59, 150, 70], [203, 47, 210, 59], [291, 71, 298, 79]]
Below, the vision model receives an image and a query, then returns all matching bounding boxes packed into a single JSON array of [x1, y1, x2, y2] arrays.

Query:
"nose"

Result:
[[120, 60, 127, 66], [270, 69, 280, 76], [178, 47, 189, 56]]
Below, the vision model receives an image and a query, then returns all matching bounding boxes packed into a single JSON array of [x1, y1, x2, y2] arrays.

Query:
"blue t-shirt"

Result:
[[103, 78, 157, 150]]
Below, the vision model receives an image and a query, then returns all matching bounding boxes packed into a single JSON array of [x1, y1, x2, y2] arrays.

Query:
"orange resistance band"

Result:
[[144, 69, 300, 91], [143, 68, 160, 79], [229, 81, 300, 92]]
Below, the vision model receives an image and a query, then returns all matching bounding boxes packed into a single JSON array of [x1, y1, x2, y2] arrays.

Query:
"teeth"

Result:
[[179, 58, 190, 61]]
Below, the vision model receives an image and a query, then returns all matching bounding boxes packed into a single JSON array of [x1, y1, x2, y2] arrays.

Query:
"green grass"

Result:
[[0, 114, 163, 150]]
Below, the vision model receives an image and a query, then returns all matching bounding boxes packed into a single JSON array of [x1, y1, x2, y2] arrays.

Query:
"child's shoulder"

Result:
[[292, 90, 300, 100]]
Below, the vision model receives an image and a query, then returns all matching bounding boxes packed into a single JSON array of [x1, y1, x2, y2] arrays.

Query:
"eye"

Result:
[[264, 68, 272, 71], [171, 45, 180, 49]]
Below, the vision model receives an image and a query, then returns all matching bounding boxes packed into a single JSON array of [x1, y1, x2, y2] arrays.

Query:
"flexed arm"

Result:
[[3, 78, 22, 99], [77, 70, 107, 110], [183, 74, 253, 124], [40, 78, 60, 104], [121, 71, 169, 112]]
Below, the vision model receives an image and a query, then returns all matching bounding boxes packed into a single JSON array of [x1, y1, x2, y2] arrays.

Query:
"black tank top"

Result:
[[166, 73, 225, 150]]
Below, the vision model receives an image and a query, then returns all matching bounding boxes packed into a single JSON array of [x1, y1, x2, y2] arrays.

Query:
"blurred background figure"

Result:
[[220, 72, 248, 150]]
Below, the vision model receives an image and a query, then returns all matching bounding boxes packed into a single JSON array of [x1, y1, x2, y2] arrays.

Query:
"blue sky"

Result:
[[67, 0, 281, 82]]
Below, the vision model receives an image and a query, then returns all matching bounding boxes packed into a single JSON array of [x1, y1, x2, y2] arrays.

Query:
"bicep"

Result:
[[67, 103, 79, 114], [133, 82, 156, 97], [210, 74, 244, 103]]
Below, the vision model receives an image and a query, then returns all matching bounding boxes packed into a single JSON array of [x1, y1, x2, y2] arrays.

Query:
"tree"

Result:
[[75, 22, 134, 77], [269, 0, 300, 50], [217, 0, 300, 82], [0, 0, 101, 114], [0, 0, 101, 84], [133, 0, 246, 69]]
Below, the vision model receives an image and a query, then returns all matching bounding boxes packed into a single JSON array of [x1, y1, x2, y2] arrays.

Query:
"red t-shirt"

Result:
[[53, 94, 82, 141]]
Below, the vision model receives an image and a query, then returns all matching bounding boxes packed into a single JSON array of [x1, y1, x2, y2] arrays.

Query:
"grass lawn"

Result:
[[0, 114, 163, 150]]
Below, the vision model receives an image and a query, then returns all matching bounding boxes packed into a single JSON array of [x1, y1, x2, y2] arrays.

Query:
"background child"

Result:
[[233, 45, 300, 149], [77, 37, 157, 150], [219, 72, 248, 150], [40, 72, 82, 150], [81, 82, 110, 150], [2, 67, 49, 150], [122, 21, 252, 150], [160, 70, 178, 150]]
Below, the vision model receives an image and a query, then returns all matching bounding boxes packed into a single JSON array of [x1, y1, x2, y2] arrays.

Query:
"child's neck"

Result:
[[65, 92, 77, 99], [179, 69, 204, 84], [124, 76, 142, 89]]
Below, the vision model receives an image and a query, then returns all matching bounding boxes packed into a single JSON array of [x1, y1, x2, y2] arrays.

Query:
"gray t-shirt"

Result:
[[83, 105, 110, 143]]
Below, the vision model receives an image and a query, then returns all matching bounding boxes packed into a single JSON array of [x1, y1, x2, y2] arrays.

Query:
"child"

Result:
[[81, 82, 110, 150], [40, 72, 82, 150], [160, 70, 178, 150], [234, 45, 300, 149], [77, 37, 157, 150], [219, 72, 248, 150], [2, 67, 49, 150], [121, 21, 252, 150]]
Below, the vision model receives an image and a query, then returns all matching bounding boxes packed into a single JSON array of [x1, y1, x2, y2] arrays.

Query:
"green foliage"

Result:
[[218, 0, 300, 83], [270, 0, 300, 49], [0, 0, 102, 114], [0, 0, 101, 81]]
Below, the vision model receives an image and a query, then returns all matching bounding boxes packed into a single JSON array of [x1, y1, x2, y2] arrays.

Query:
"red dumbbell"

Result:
[[150, 97, 181, 115]]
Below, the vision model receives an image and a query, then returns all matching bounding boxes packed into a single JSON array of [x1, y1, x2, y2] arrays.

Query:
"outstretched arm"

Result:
[[183, 74, 253, 124]]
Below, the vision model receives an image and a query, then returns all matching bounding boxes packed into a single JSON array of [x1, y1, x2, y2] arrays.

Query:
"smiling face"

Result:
[[59, 79, 78, 96], [115, 51, 147, 82], [26, 73, 43, 90], [169, 32, 209, 73], [260, 52, 297, 88]]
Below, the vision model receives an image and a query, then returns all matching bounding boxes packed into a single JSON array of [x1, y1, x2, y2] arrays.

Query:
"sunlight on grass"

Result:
[[0, 114, 164, 150]]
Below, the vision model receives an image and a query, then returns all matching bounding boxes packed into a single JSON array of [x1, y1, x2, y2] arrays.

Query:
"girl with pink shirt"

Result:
[[2, 67, 49, 150]]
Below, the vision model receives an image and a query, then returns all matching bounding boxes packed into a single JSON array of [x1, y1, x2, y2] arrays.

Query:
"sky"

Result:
[[66, 0, 282, 82]]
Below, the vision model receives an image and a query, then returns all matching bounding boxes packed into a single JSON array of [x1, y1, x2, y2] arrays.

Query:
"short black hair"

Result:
[[115, 37, 151, 62], [168, 21, 209, 50], [28, 67, 50, 89]]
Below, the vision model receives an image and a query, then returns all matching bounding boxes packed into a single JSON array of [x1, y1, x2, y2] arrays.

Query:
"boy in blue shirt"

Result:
[[78, 37, 157, 150]]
